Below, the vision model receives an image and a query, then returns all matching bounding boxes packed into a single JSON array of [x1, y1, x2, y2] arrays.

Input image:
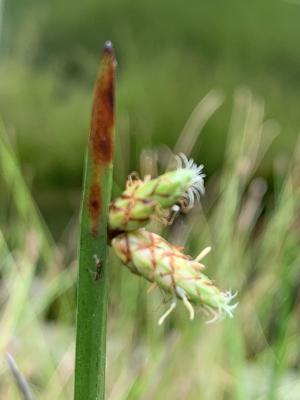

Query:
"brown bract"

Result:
[[88, 42, 116, 236], [88, 182, 102, 237]]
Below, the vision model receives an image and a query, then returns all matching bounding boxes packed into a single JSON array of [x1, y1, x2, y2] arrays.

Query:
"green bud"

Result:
[[109, 153, 205, 231], [112, 229, 237, 324]]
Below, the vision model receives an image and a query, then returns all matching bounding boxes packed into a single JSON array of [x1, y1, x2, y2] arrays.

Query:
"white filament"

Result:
[[177, 287, 195, 320], [158, 298, 177, 325], [195, 246, 212, 262]]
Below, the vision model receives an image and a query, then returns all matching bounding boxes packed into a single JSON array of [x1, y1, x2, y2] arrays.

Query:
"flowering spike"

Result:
[[112, 229, 237, 324], [109, 154, 205, 231]]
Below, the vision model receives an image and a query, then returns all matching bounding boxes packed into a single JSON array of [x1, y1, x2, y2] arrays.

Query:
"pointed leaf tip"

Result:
[[104, 40, 113, 52]]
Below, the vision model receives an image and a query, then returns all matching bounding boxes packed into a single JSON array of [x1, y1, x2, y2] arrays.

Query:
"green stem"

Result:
[[74, 41, 116, 400]]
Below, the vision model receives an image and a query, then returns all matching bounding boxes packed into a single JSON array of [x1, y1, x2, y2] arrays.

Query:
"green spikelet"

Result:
[[109, 154, 205, 231], [112, 229, 237, 324]]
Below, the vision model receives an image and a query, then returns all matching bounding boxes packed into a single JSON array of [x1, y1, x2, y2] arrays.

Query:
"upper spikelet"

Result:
[[109, 153, 205, 231]]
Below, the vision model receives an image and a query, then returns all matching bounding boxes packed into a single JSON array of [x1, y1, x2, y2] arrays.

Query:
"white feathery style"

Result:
[[175, 152, 205, 208]]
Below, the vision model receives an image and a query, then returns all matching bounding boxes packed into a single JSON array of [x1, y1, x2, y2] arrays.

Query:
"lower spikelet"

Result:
[[112, 229, 238, 324]]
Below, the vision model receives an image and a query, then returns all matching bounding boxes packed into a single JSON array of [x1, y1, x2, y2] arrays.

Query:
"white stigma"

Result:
[[175, 152, 206, 208], [204, 291, 238, 324]]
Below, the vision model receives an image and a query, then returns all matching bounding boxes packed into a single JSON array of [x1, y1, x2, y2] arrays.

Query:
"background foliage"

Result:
[[0, 1, 300, 399]]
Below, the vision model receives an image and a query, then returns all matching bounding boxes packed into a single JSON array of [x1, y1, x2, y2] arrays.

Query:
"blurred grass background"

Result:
[[0, 0, 300, 399]]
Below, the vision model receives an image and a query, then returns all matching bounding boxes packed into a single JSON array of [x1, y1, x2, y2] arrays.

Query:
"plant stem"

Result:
[[74, 41, 116, 400]]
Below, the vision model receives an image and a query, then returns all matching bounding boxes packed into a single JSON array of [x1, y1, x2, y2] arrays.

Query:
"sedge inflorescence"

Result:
[[109, 154, 237, 324]]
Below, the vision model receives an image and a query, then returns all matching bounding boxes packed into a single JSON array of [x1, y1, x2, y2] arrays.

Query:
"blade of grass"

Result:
[[5, 353, 35, 400], [0, 232, 40, 352], [174, 89, 225, 156], [0, 229, 67, 396], [74, 41, 116, 400], [0, 120, 55, 263]]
